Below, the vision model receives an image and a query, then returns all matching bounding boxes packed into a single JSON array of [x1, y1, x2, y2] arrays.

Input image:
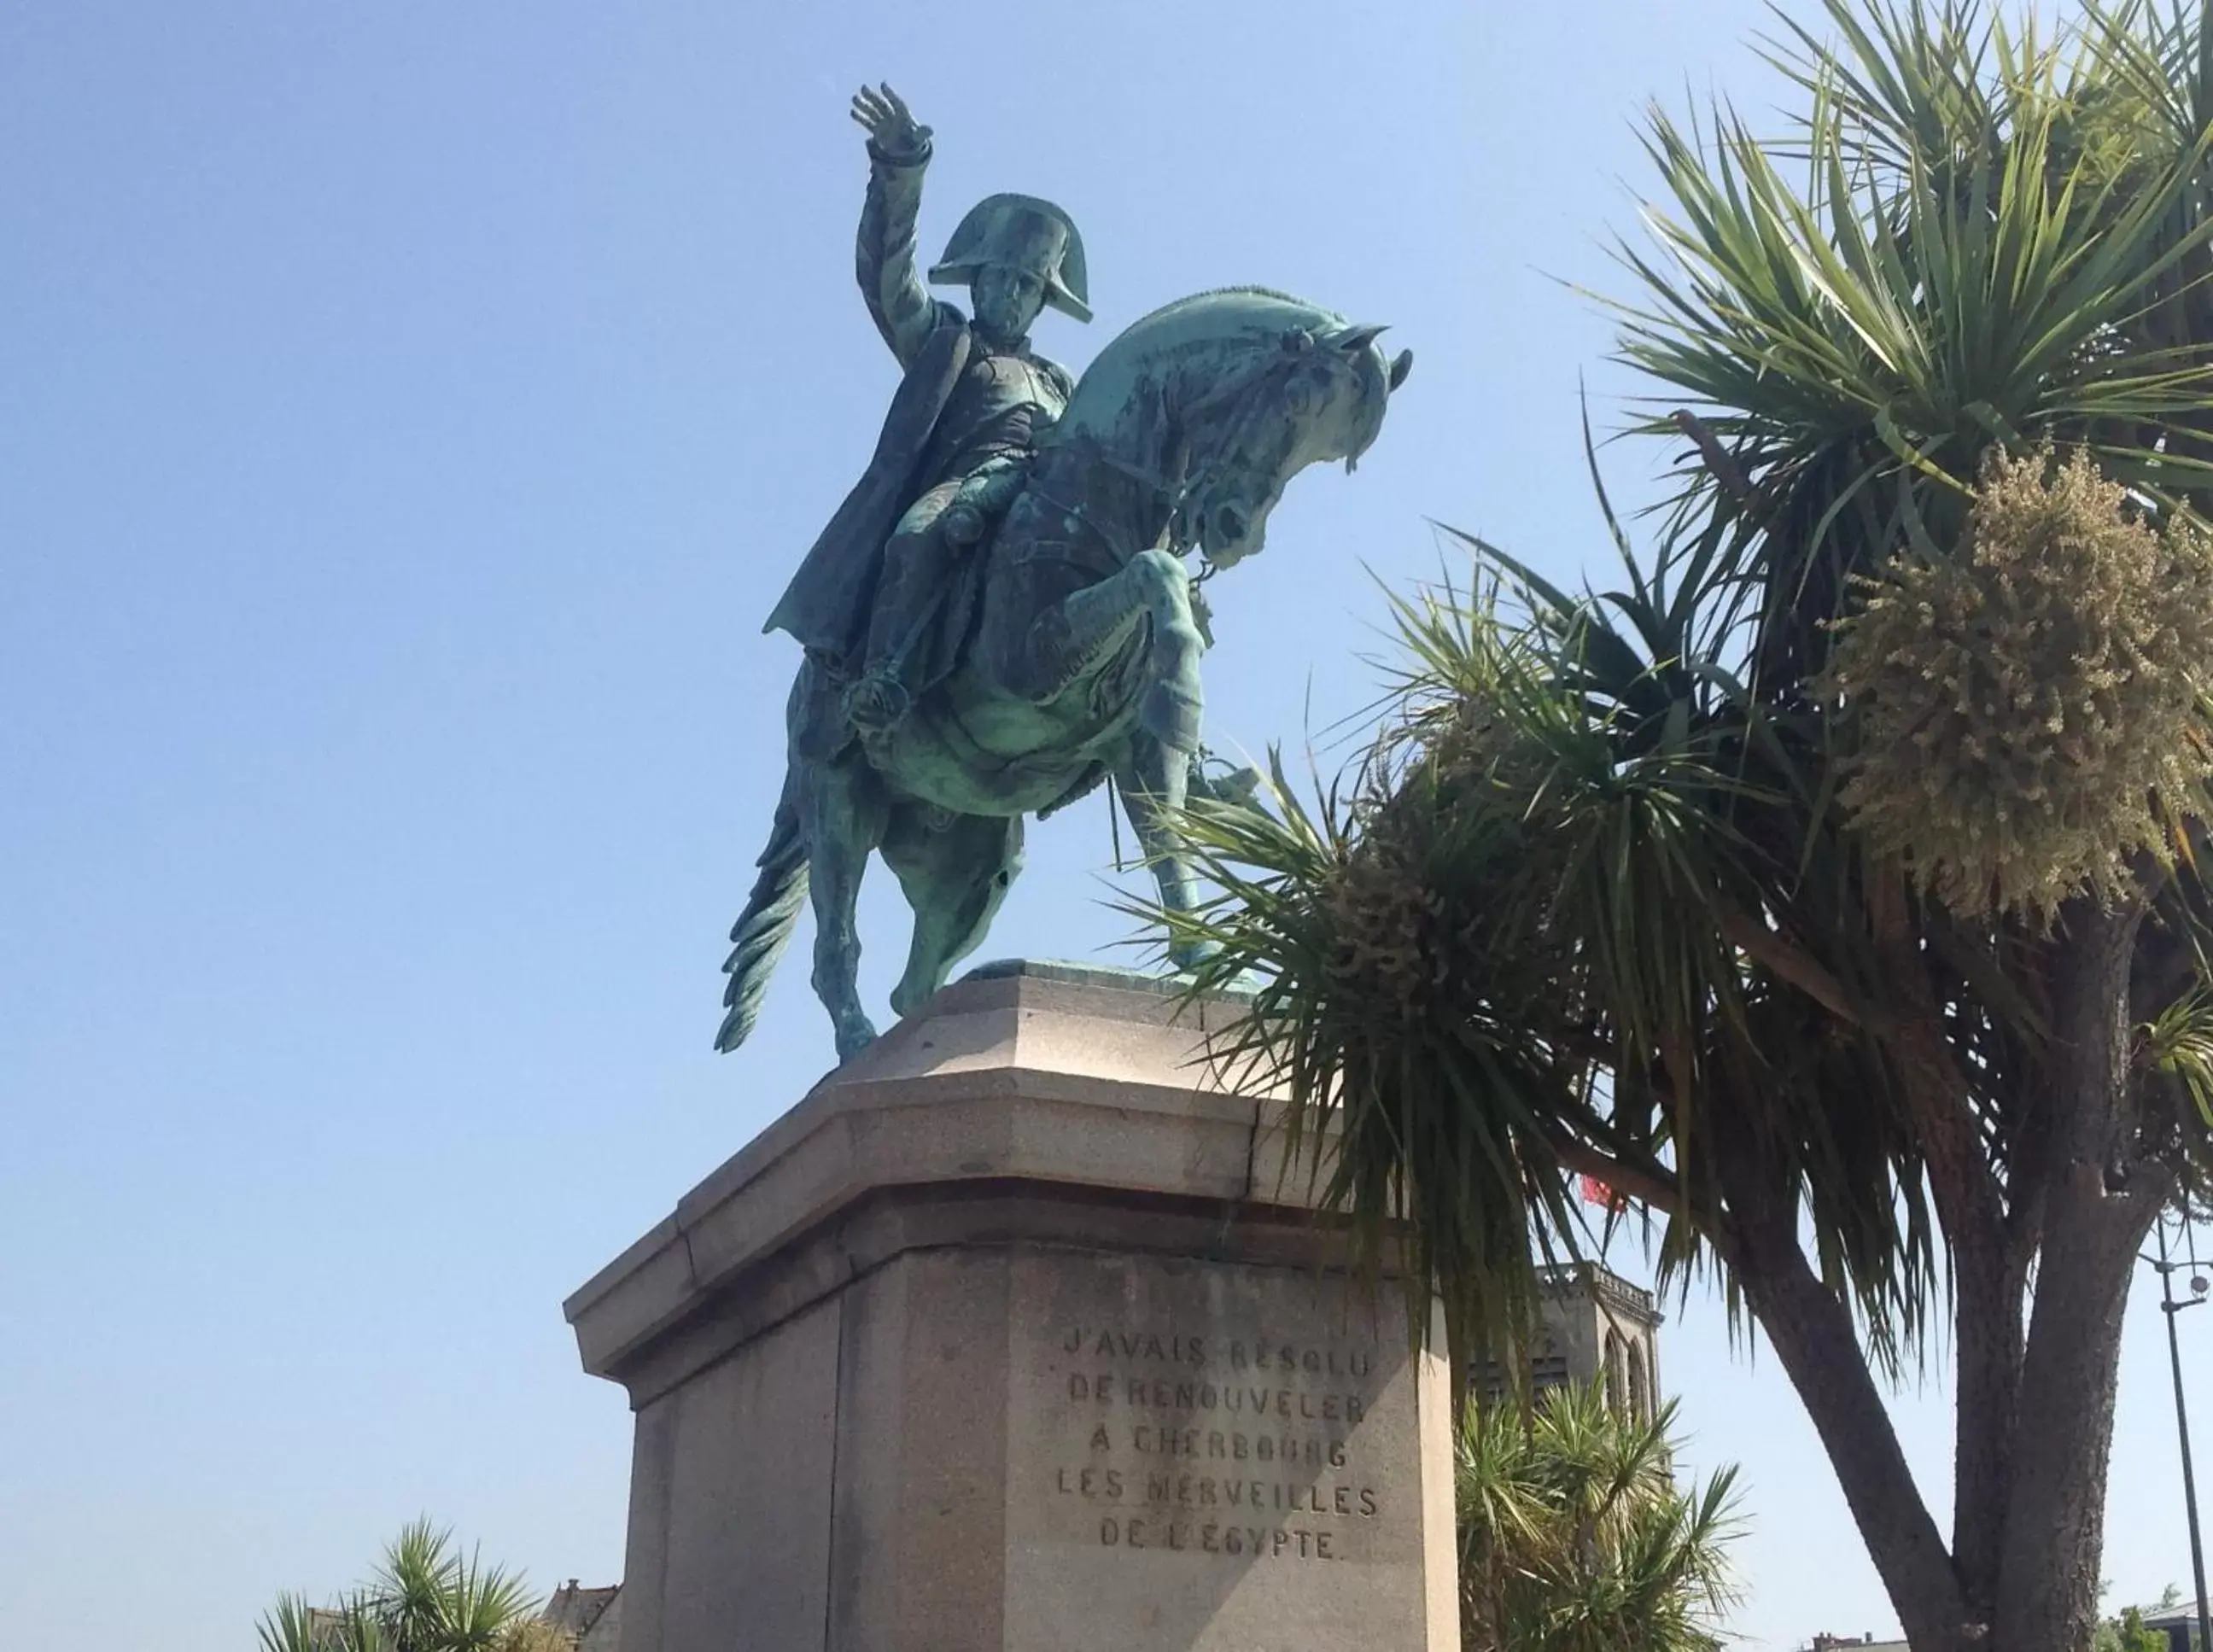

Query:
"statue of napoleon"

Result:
[[767, 85, 1087, 738], [719, 84, 1411, 1061]]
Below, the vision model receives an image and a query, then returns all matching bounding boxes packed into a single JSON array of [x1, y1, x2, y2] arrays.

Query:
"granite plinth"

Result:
[[565, 966, 1458, 1651]]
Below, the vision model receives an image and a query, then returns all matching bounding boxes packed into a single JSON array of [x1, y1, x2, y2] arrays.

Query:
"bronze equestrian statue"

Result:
[[721, 85, 1410, 1061]]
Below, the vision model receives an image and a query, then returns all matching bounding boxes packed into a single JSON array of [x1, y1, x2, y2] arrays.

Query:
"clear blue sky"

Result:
[[2, 3, 2205, 1647]]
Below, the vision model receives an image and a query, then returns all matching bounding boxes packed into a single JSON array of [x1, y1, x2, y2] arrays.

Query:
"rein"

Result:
[[1019, 438, 1175, 578], [1025, 336, 1314, 573]]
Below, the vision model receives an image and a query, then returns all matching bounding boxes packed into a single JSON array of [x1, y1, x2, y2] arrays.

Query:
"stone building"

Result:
[[2140, 1599, 2209, 1651], [1475, 1261, 1665, 1416], [540, 1579, 622, 1650]]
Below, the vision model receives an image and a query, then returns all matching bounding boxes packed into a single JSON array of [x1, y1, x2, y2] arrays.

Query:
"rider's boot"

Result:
[[846, 521, 940, 734]]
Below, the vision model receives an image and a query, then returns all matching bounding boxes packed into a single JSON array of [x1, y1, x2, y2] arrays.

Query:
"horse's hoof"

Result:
[[833, 1014, 880, 1063], [1190, 761, 1263, 807], [1168, 938, 1221, 974]]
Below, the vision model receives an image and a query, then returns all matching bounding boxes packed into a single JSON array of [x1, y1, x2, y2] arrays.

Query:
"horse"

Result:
[[715, 285, 1410, 1061]]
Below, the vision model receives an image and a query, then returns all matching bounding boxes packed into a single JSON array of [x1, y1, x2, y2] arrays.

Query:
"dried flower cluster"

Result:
[[1323, 826, 1449, 1019], [1323, 700, 1551, 1021], [1822, 447, 2213, 917]]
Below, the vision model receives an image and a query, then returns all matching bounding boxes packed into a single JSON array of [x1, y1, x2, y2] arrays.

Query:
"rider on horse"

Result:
[[723, 86, 1410, 1063], [762, 84, 1091, 741]]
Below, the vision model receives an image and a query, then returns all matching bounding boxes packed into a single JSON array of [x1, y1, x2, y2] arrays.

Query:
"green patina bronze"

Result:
[[718, 84, 1411, 1062]]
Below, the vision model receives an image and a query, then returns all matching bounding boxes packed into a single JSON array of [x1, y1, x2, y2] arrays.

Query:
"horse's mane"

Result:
[[1081, 285, 1346, 384], [1054, 283, 1357, 450], [1123, 283, 1319, 330]]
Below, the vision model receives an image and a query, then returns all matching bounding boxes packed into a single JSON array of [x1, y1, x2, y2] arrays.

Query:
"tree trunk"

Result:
[[1990, 902, 2155, 1652], [1989, 1170, 2149, 1652], [1949, 1242, 2023, 1623], [1732, 1211, 1976, 1651], [1864, 879, 2023, 1626]]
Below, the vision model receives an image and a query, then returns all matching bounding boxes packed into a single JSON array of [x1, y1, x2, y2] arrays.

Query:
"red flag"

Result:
[[1579, 1174, 1623, 1211]]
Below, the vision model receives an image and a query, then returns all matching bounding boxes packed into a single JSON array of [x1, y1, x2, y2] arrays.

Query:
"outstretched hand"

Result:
[[850, 83, 930, 159]]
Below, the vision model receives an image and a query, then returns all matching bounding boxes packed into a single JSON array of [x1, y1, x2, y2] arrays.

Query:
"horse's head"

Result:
[[1172, 314, 1413, 569], [1053, 288, 1413, 570]]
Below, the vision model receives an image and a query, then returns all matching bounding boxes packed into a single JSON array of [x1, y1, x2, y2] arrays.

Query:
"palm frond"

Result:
[[1456, 1381, 1744, 1650], [1611, 0, 2213, 692], [256, 1593, 326, 1652], [2146, 986, 2213, 1130]]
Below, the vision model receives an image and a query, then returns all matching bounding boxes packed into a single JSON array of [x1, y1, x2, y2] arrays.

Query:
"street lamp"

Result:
[[2147, 1215, 2213, 1652]]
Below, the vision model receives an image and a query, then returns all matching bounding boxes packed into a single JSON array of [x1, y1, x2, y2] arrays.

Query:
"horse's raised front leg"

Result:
[[1118, 737, 1212, 972], [879, 806, 1025, 1019], [802, 752, 889, 1061], [995, 547, 1206, 754]]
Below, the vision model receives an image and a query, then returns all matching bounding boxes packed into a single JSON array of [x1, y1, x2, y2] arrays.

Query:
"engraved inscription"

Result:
[[1045, 1322, 1385, 1563]]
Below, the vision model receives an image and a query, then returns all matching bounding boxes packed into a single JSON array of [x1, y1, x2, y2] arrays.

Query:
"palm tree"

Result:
[[255, 1520, 560, 1652], [1456, 1381, 1740, 1651], [1159, 3, 2213, 1649]]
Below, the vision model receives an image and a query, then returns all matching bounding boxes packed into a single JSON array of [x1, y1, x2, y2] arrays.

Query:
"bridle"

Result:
[[1024, 328, 1346, 575]]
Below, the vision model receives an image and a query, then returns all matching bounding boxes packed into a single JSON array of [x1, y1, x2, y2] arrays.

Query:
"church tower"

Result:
[[1475, 1262, 1665, 1418]]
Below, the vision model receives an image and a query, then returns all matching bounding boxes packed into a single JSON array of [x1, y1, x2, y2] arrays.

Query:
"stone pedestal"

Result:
[[564, 963, 1459, 1651]]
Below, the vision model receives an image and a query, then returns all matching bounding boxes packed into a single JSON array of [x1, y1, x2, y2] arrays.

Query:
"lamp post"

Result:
[[2150, 1217, 2212, 1652]]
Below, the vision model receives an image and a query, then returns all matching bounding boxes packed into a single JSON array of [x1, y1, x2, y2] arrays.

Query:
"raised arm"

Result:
[[849, 84, 955, 370]]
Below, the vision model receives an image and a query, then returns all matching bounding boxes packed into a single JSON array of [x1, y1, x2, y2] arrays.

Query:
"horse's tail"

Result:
[[715, 773, 809, 1054]]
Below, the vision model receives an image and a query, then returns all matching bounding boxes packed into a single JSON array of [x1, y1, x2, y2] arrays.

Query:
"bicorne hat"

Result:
[[928, 193, 1091, 324]]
